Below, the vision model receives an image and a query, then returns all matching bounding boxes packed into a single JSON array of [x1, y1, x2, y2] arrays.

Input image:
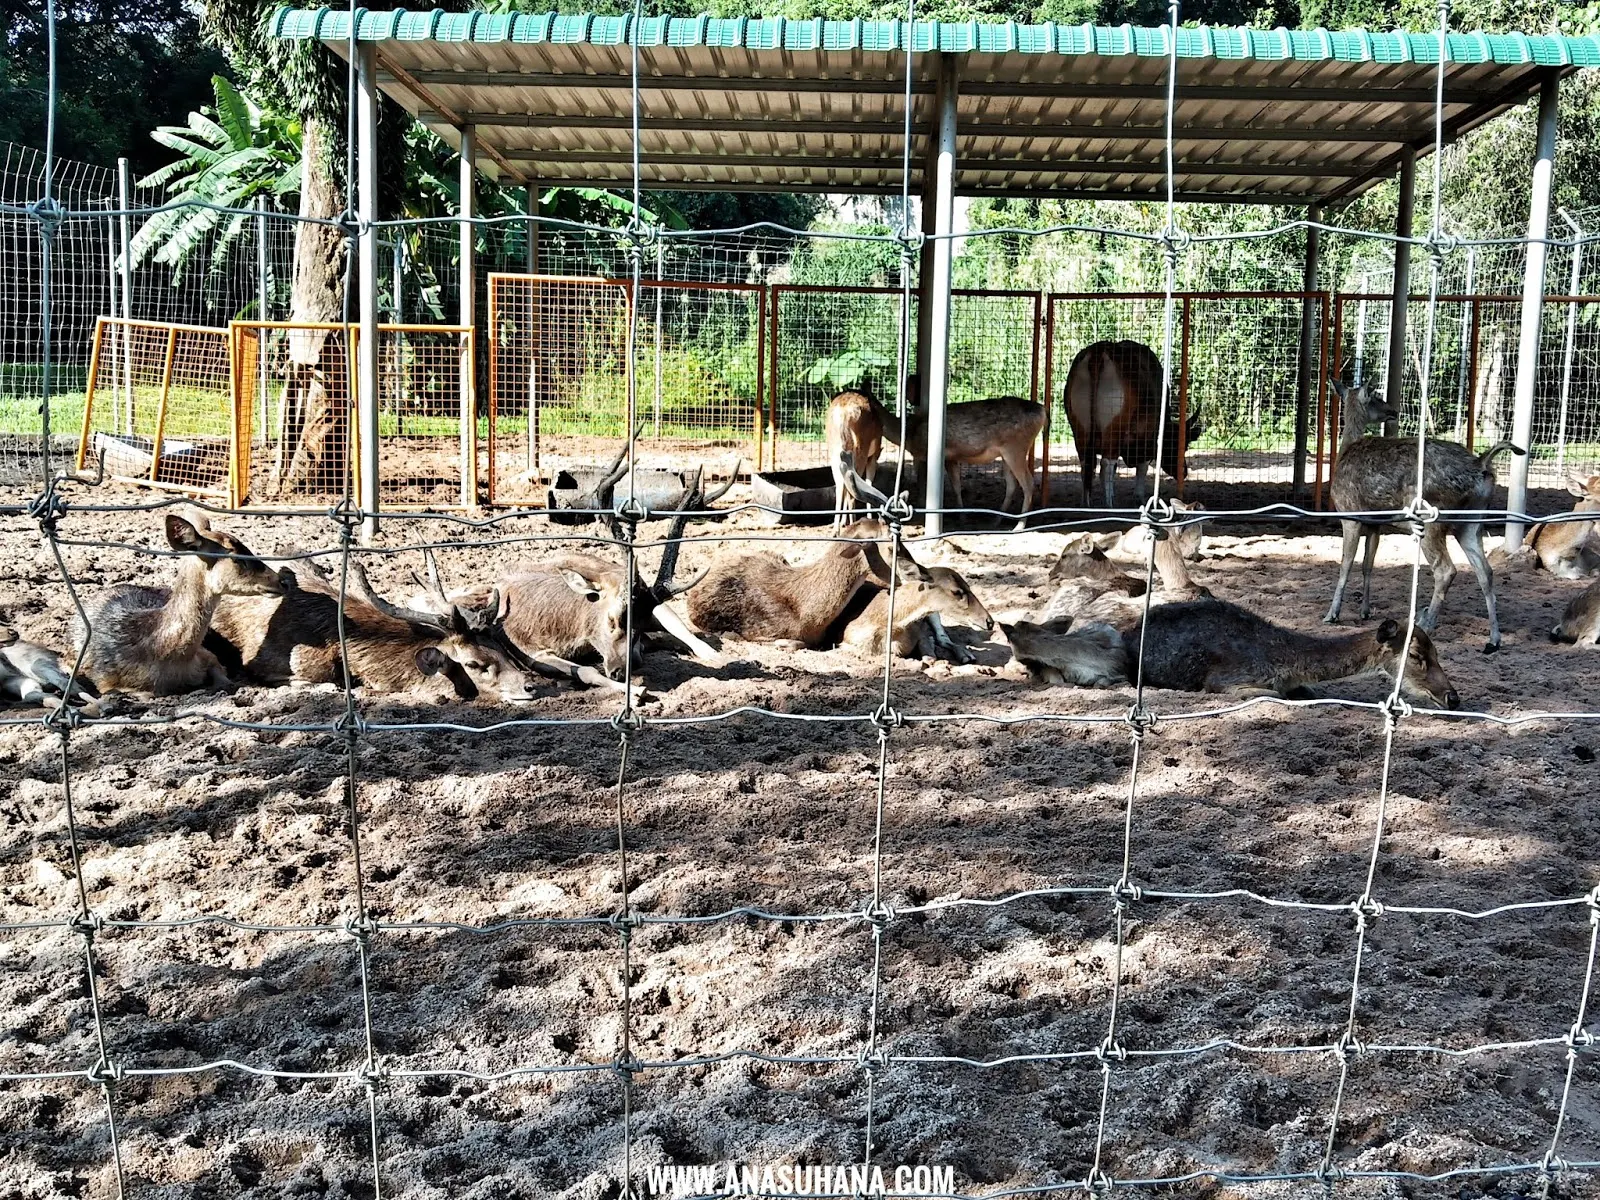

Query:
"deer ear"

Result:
[[1376, 619, 1401, 646], [165, 515, 207, 552], [414, 646, 447, 676], [559, 569, 601, 602]]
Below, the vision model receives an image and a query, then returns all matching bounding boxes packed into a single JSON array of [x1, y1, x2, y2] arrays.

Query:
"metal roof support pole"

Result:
[[459, 124, 477, 508], [1384, 146, 1416, 437], [915, 142, 936, 394], [525, 180, 540, 477], [356, 43, 381, 543], [1507, 68, 1562, 550], [922, 56, 959, 538], [1293, 204, 1322, 500]]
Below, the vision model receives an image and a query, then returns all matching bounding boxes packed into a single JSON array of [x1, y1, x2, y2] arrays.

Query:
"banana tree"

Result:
[[129, 74, 300, 288]]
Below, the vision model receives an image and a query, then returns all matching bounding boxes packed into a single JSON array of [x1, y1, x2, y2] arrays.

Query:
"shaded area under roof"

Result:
[[271, 9, 1599, 204]]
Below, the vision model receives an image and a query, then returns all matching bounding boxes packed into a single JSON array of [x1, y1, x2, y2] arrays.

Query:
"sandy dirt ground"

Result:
[[2, 467, 1599, 1200]]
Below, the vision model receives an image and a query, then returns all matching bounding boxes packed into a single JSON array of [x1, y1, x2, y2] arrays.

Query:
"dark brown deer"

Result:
[[1324, 379, 1523, 652], [1064, 340, 1200, 507]]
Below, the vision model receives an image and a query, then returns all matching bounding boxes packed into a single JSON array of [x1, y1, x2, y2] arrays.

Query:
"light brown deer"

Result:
[[1001, 617, 1129, 687], [871, 375, 1046, 527], [76, 514, 286, 695], [838, 563, 994, 662], [1527, 475, 1600, 579], [826, 387, 885, 531], [1552, 579, 1600, 645]]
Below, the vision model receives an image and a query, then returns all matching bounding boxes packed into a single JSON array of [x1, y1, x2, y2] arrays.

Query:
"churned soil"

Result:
[[1, 469, 1598, 1200]]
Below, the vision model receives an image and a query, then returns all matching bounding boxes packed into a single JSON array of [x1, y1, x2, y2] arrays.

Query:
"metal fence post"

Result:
[[1454, 246, 1476, 442], [117, 158, 133, 435], [256, 197, 269, 449]]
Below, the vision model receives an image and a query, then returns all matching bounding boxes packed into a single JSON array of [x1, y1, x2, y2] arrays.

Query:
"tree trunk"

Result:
[[273, 115, 350, 498]]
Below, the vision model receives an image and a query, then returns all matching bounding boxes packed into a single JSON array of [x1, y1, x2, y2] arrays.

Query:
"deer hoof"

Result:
[[1482, 639, 1500, 655]]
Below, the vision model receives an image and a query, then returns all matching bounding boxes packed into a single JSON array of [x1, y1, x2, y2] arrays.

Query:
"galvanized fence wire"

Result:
[[9, 3, 1600, 1199]]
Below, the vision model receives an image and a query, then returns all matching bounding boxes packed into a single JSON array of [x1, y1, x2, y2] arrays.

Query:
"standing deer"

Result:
[[867, 375, 1045, 528], [826, 387, 885, 530], [76, 514, 287, 695], [1064, 339, 1200, 507], [1324, 379, 1523, 652]]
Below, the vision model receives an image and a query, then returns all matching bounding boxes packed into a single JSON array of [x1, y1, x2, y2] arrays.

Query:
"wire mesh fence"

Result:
[[10, 4, 1600, 1196]]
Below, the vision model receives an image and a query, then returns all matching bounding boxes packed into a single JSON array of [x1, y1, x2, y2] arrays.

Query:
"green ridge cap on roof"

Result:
[[268, 6, 1600, 65]]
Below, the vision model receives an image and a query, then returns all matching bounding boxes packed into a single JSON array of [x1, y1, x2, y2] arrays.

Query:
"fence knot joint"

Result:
[[343, 915, 378, 944], [611, 709, 645, 735], [27, 487, 67, 534], [327, 500, 365, 534], [69, 911, 104, 939], [1332, 1031, 1367, 1061], [27, 196, 65, 238], [864, 898, 896, 928], [869, 704, 904, 733], [1124, 704, 1156, 739], [1094, 1036, 1128, 1067], [84, 1058, 123, 1087], [856, 1046, 890, 1074]]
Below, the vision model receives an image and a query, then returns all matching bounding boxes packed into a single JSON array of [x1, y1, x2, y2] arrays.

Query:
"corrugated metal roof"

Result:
[[273, 9, 1600, 65], [271, 7, 1588, 203]]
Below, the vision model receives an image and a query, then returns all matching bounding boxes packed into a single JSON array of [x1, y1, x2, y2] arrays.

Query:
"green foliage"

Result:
[[806, 349, 894, 393], [129, 75, 300, 287]]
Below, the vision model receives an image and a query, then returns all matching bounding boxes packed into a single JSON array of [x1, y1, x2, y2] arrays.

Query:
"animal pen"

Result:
[[10, 7, 1600, 1199]]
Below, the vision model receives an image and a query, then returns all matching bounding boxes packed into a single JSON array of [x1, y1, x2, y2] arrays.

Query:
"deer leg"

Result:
[[1082, 457, 1097, 507], [1454, 524, 1500, 652], [1134, 461, 1149, 504], [1418, 525, 1456, 634], [1324, 519, 1362, 624], [1357, 530, 1381, 619], [1001, 446, 1034, 531], [831, 471, 847, 533], [1101, 457, 1118, 508]]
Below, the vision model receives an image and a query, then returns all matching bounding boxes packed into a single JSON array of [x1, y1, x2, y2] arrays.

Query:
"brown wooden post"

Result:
[[1465, 297, 1483, 453], [77, 316, 106, 473], [753, 284, 766, 473], [148, 325, 179, 483]]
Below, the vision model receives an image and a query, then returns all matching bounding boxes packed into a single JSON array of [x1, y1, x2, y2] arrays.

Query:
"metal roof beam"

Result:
[[500, 148, 1368, 177], [532, 177, 1315, 203], [399, 69, 1505, 106], [435, 110, 1416, 144]]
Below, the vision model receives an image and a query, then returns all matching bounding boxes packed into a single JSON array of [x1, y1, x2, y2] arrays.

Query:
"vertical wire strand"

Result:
[[36, 0, 122, 1191], [1320, 2, 1452, 1181], [340, 1, 383, 1191], [1088, 2, 1183, 1186]]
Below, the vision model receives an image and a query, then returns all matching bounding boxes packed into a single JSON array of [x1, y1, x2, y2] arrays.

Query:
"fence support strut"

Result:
[[525, 180, 541, 478], [1293, 205, 1321, 500], [356, 43, 381, 543], [922, 55, 959, 537], [1507, 68, 1562, 550]]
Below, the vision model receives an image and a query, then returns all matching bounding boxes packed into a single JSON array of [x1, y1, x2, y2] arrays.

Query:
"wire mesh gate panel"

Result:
[[76, 317, 238, 502], [1326, 292, 1600, 501], [486, 273, 763, 506], [767, 286, 1043, 473], [232, 321, 475, 509], [1044, 291, 1330, 501]]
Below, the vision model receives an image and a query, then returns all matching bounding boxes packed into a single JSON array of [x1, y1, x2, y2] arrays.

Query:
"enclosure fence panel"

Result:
[[486, 273, 762, 506], [77, 317, 237, 502], [1044, 291, 1331, 502], [1324, 292, 1600, 504]]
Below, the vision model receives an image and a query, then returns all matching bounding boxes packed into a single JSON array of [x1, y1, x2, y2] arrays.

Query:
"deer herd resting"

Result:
[[7, 339, 1600, 718]]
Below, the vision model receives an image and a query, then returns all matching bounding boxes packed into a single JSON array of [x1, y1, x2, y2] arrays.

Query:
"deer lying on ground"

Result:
[[1002, 599, 1459, 707], [1065, 340, 1202, 507], [1137, 598, 1460, 707], [0, 626, 101, 715], [1001, 617, 1129, 686], [1526, 475, 1600, 579], [836, 563, 995, 662], [1551, 579, 1600, 645], [826, 387, 885, 531], [1047, 499, 1208, 589], [1324, 379, 1524, 652], [1043, 519, 1211, 630], [864, 375, 1046, 528], [77, 514, 286, 695], [417, 473, 718, 686], [207, 559, 538, 702]]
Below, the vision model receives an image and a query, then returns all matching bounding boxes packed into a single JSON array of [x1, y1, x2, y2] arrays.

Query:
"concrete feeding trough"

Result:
[[91, 432, 227, 487], [750, 464, 903, 523]]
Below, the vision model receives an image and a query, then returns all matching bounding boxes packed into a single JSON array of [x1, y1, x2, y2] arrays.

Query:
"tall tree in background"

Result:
[[200, 0, 372, 496], [0, 0, 225, 173]]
